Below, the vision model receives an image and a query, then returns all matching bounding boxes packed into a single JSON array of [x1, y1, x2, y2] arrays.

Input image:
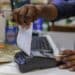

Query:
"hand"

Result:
[[12, 4, 57, 28], [56, 50, 75, 71], [13, 4, 39, 27]]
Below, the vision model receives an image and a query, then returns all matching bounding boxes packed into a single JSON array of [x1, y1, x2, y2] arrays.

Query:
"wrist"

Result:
[[35, 4, 58, 20]]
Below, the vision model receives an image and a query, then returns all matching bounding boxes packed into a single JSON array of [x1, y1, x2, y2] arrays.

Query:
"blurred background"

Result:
[[0, 0, 75, 44]]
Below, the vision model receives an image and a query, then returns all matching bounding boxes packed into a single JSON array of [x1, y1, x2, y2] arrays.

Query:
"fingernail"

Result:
[[63, 58, 67, 61], [59, 65, 66, 69], [55, 57, 61, 61], [69, 68, 75, 71], [67, 62, 71, 66]]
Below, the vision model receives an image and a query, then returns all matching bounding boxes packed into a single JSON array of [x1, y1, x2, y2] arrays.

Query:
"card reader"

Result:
[[15, 35, 58, 73]]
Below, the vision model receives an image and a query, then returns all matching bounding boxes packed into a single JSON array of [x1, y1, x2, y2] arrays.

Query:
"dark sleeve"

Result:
[[53, 1, 75, 21]]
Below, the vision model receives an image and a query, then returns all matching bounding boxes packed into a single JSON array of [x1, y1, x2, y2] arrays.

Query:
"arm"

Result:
[[35, 1, 75, 21]]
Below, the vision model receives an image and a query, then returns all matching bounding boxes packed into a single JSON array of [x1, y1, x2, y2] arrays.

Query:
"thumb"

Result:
[[60, 50, 75, 56]]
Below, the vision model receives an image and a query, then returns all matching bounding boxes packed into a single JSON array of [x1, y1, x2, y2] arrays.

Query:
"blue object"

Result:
[[5, 20, 18, 44], [33, 18, 44, 32], [15, 55, 26, 64], [15, 51, 27, 65], [52, 1, 75, 21], [52, 0, 65, 4]]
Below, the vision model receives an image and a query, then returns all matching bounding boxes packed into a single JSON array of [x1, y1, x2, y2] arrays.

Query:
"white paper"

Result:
[[17, 24, 33, 56]]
